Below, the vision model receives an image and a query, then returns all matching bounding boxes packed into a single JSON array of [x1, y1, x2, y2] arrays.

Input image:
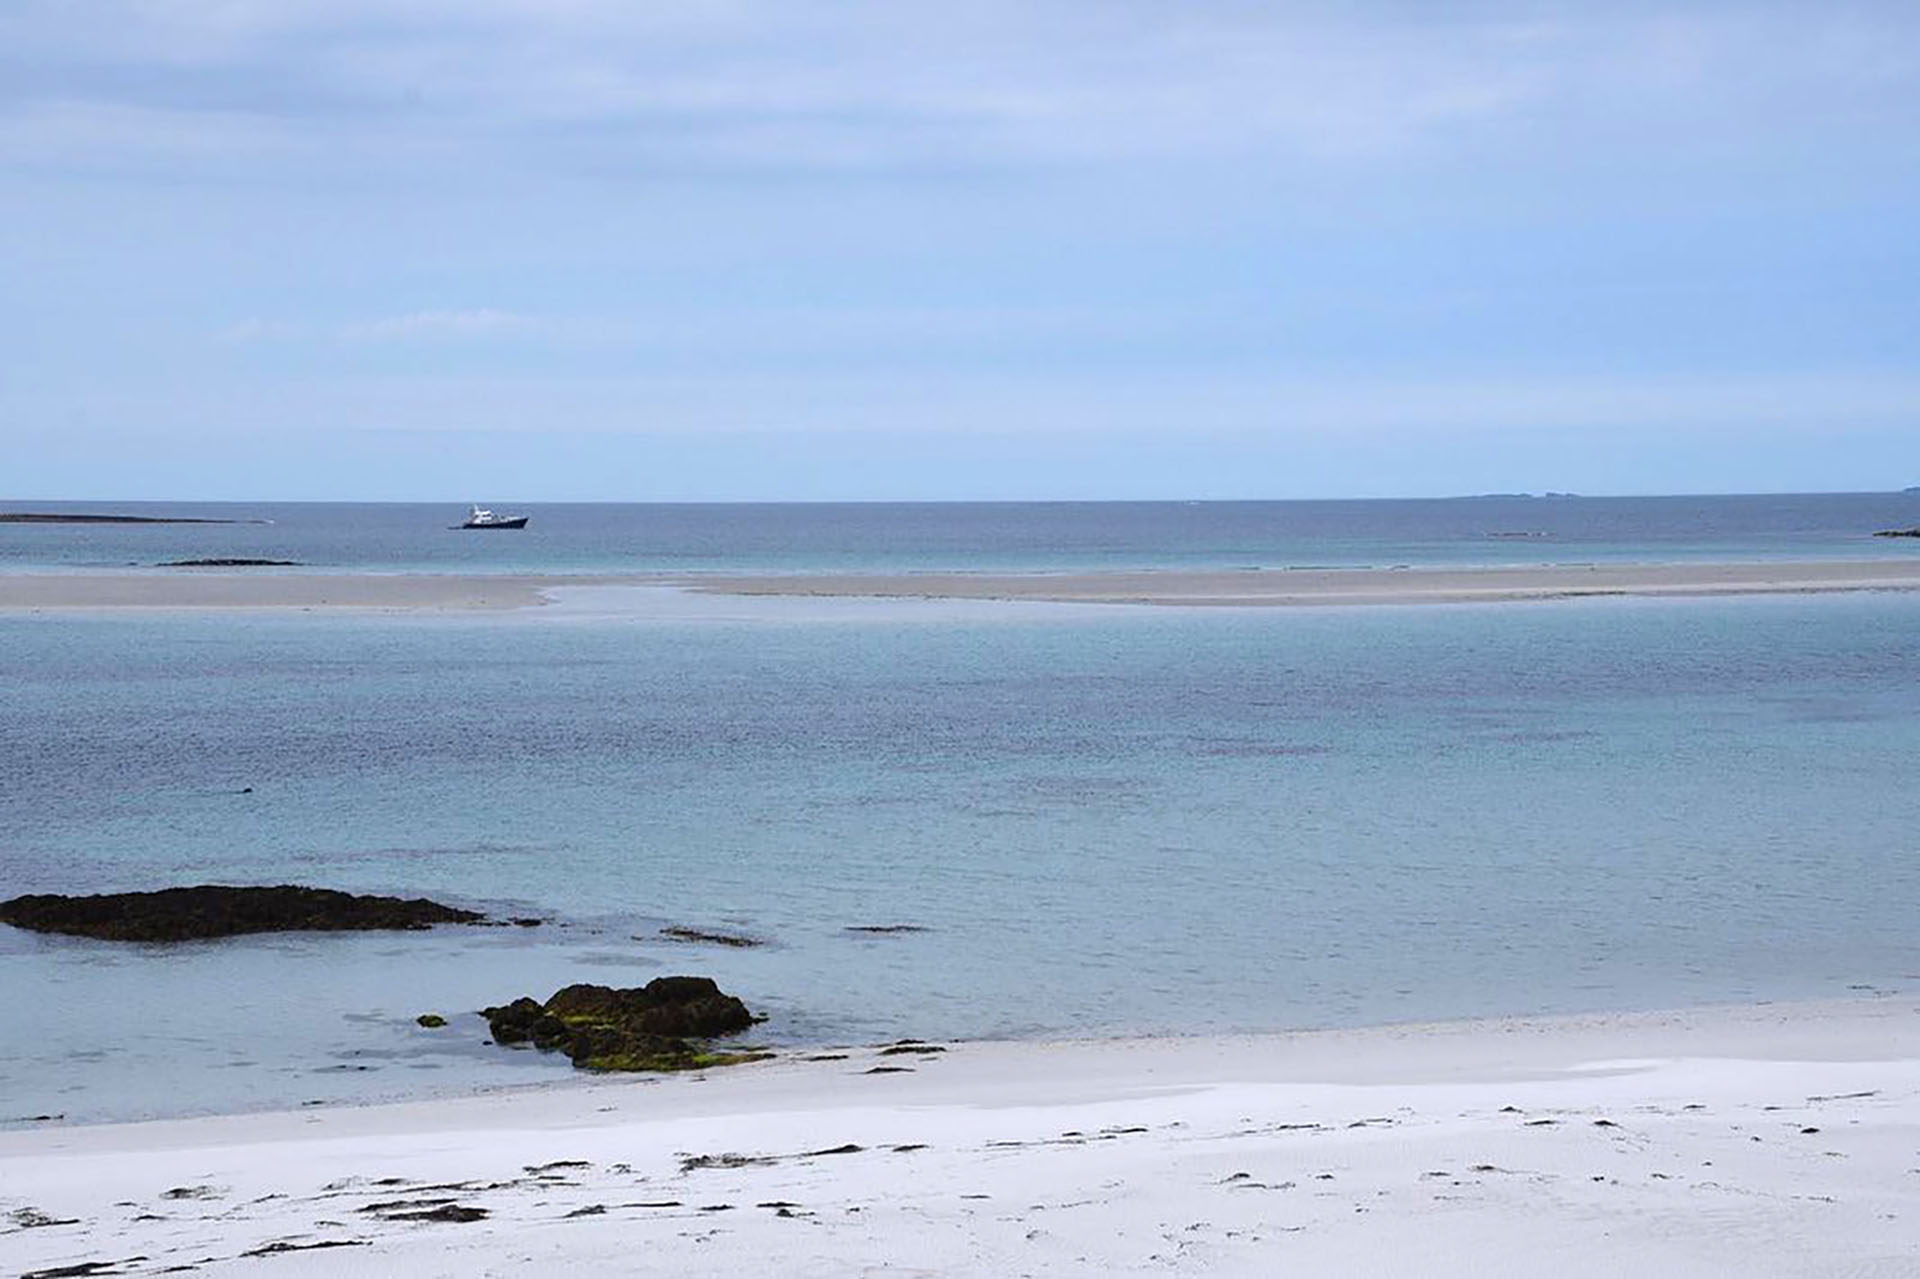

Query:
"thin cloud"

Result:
[[217, 317, 303, 344], [60, 368, 1920, 438], [6, 3, 1913, 179], [340, 308, 535, 341]]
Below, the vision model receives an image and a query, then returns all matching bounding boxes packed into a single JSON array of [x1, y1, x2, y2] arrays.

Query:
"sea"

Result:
[[3, 493, 1919, 1125]]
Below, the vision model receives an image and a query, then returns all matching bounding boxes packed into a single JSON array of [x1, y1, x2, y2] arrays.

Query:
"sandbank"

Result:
[[4, 998, 1916, 1276], [2, 559, 1918, 613], [0, 572, 563, 611], [692, 558, 1920, 606]]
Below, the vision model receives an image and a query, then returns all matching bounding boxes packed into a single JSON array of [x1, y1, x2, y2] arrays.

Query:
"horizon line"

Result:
[[4, 488, 1919, 508]]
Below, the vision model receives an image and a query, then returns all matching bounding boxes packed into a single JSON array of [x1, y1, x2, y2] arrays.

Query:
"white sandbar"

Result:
[[2, 559, 1918, 613], [4, 998, 1916, 1276], [0, 572, 565, 611], [692, 558, 1920, 606]]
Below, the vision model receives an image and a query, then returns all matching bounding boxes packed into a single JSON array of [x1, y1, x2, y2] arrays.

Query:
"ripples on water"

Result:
[[2, 589, 1919, 1121]]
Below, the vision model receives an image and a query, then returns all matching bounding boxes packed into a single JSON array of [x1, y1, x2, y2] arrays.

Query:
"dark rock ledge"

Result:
[[0, 885, 483, 942], [0, 512, 246, 524], [158, 558, 303, 567], [483, 978, 766, 1072], [659, 924, 763, 948]]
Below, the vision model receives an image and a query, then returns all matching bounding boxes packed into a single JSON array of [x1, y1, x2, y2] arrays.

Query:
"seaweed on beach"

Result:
[[239, 1240, 369, 1258], [20, 1261, 148, 1279]]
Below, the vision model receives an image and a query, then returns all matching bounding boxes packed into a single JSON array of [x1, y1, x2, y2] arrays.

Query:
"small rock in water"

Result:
[[157, 558, 303, 567], [416, 1014, 448, 1029], [481, 977, 765, 1073], [660, 925, 763, 948]]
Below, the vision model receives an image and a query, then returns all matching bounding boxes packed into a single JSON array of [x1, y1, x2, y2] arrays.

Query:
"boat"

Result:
[[458, 505, 529, 530]]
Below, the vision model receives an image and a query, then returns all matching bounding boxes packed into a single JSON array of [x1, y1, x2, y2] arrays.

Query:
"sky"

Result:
[[3, 0, 1918, 501]]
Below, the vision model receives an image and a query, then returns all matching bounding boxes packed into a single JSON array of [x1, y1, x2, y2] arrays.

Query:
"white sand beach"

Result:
[[3, 559, 1918, 613], [5, 998, 1916, 1277]]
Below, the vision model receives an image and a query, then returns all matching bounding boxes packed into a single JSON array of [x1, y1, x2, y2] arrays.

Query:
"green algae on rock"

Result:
[[481, 977, 765, 1073]]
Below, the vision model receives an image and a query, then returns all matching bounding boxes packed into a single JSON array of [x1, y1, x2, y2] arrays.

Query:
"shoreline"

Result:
[[0, 557, 1918, 611], [5, 995, 1915, 1276]]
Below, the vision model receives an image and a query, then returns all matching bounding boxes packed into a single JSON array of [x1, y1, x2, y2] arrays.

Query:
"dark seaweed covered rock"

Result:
[[1874, 527, 1920, 538], [481, 977, 763, 1072], [0, 885, 483, 942]]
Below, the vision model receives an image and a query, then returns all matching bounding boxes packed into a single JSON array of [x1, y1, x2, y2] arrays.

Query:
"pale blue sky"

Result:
[[4, 1, 1917, 500]]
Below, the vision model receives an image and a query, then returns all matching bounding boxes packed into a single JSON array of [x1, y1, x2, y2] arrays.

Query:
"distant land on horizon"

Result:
[[5, 488, 1920, 511]]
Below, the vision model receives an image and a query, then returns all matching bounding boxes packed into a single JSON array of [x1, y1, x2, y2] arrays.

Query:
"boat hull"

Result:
[[461, 516, 529, 529]]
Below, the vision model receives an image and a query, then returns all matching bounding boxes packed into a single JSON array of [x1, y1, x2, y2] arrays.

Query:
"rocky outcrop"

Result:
[[0, 885, 483, 942], [1873, 527, 1920, 538], [482, 977, 763, 1072]]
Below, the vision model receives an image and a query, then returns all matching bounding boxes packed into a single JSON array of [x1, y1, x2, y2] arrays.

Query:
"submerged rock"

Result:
[[1873, 527, 1920, 538], [0, 885, 483, 942], [660, 924, 763, 948], [157, 558, 303, 567], [481, 977, 764, 1072]]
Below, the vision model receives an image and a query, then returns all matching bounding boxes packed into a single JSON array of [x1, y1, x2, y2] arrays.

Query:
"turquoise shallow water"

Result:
[[3, 587, 1918, 1123]]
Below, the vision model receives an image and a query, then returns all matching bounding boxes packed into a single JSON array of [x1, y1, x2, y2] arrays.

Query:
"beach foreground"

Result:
[[5, 1000, 1915, 1277], [2, 558, 1920, 612]]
